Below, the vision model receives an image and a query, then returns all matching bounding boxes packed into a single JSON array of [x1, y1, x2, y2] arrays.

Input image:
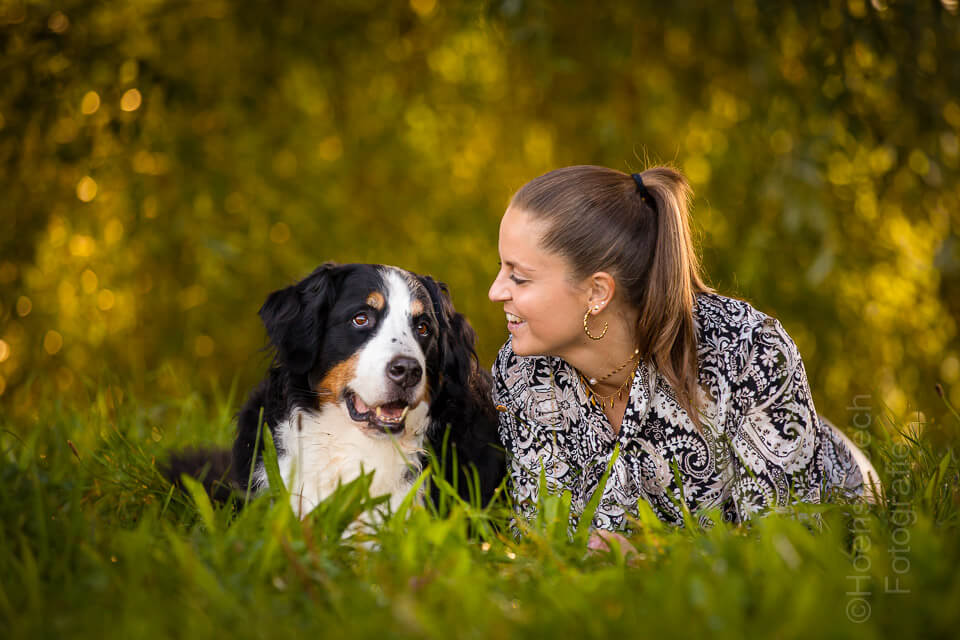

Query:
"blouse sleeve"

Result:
[[491, 343, 540, 525], [725, 317, 823, 521]]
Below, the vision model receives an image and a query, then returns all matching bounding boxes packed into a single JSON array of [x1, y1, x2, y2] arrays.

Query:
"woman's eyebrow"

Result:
[[502, 259, 537, 273]]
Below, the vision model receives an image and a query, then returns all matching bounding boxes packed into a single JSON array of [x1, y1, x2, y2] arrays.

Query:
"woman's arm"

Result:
[[491, 346, 541, 525], [724, 317, 823, 522]]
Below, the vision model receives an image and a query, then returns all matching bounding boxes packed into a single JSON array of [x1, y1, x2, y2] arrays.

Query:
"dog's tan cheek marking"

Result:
[[315, 355, 359, 406], [418, 379, 431, 407], [366, 291, 385, 310]]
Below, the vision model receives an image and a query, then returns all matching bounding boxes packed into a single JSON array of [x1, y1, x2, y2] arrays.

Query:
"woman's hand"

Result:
[[587, 530, 639, 558]]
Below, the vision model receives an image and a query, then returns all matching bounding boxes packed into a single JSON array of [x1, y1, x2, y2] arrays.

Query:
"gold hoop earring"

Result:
[[583, 305, 607, 340]]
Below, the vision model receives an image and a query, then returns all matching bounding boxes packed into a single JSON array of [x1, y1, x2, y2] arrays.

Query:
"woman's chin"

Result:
[[509, 333, 536, 357]]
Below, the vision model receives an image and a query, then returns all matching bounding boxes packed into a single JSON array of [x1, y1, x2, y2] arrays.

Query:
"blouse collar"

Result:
[[549, 356, 658, 447]]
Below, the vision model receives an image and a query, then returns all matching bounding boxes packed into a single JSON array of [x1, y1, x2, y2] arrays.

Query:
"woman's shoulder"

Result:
[[694, 292, 774, 337], [693, 292, 795, 374]]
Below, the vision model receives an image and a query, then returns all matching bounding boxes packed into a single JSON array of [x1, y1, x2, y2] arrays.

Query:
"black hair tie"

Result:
[[631, 172, 656, 211]]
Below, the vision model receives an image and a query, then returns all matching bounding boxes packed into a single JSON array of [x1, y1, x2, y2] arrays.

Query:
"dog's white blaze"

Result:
[[350, 268, 427, 406], [257, 404, 430, 518]]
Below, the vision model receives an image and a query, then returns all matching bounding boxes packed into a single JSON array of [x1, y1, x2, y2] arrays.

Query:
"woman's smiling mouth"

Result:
[[506, 312, 525, 331]]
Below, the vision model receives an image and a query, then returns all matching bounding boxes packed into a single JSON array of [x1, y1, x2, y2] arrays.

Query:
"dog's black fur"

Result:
[[166, 263, 504, 512]]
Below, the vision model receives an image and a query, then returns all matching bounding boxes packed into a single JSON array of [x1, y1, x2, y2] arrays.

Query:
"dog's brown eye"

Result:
[[416, 321, 430, 337], [353, 312, 369, 327]]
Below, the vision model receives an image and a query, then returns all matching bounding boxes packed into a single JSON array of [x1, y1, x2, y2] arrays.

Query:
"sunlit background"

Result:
[[2, 0, 959, 435]]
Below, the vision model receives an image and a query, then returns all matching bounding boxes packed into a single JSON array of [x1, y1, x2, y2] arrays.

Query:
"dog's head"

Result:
[[258, 263, 478, 438]]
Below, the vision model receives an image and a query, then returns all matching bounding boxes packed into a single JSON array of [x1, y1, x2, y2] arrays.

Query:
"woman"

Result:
[[488, 165, 877, 533]]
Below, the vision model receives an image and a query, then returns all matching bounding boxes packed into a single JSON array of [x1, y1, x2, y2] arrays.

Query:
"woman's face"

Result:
[[488, 206, 589, 357]]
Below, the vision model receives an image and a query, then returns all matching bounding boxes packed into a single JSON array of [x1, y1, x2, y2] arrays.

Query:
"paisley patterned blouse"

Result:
[[492, 293, 866, 530]]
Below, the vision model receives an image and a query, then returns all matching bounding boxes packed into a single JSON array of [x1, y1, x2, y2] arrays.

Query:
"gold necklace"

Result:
[[580, 369, 636, 410], [586, 347, 640, 385]]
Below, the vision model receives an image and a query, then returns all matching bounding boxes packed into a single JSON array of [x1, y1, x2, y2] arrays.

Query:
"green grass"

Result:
[[2, 380, 959, 640]]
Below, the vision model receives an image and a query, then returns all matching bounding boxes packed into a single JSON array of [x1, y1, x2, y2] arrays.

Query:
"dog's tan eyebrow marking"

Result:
[[366, 291, 385, 310], [410, 299, 424, 316]]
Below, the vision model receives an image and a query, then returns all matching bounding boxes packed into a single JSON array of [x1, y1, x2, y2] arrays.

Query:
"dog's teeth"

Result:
[[375, 407, 382, 417]]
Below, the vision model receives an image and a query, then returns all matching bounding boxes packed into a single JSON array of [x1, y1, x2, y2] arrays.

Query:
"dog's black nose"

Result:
[[386, 356, 422, 389]]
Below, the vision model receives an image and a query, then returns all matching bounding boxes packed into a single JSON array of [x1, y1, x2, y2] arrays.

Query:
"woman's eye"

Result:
[[416, 322, 430, 337], [352, 313, 369, 327], [510, 275, 528, 285]]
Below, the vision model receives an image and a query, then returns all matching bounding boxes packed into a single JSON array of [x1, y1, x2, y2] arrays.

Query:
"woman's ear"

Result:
[[586, 271, 617, 311]]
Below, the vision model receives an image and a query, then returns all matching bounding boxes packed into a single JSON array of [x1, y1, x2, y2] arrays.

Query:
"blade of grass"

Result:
[[245, 406, 265, 504], [180, 475, 217, 534]]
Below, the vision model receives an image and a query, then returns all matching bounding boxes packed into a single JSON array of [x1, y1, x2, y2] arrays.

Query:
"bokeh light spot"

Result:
[[49, 219, 68, 246], [143, 196, 158, 219], [272, 150, 298, 178], [523, 126, 553, 165], [848, 0, 868, 18], [908, 149, 930, 175], [827, 152, 852, 185], [771, 130, 793, 154], [685, 156, 712, 184], [318, 135, 342, 161], [16, 296, 32, 317], [105, 219, 124, 245], [44, 330, 64, 355], [48, 11, 69, 33], [76, 176, 98, 202], [69, 234, 96, 257], [121, 88, 142, 112], [53, 117, 78, 144], [97, 290, 116, 311], [942, 132, 959, 158], [410, 0, 437, 17], [56, 367, 74, 391], [81, 91, 100, 115], [0, 339, 10, 363], [0, 262, 16, 284], [120, 59, 139, 84], [81, 269, 99, 294], [944, 101, 960, 128], [869, 146, 896, 174], [179, 285, 207, 310], [270, 222, 291, 244], [941, 354, 959, 382], [225, 192, 246, 213], [194, 335, 215, 357]]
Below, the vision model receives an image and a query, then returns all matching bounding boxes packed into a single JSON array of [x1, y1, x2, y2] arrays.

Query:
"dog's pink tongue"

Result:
[[354, 396, 371, 413]]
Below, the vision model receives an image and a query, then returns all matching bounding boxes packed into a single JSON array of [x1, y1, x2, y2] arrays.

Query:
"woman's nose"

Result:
[[488, 272, 509, 302]]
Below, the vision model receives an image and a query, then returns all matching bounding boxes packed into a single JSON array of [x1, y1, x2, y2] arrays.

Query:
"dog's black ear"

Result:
[[419, 275, 479, 405], [259, 263, 339, 374]]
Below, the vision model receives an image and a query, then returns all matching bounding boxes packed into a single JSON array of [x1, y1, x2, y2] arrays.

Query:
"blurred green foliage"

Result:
[[1, 0, 959, 430]]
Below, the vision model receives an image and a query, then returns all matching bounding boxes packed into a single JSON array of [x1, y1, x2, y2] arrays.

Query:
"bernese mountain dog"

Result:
[[168, 262, 504, 518]]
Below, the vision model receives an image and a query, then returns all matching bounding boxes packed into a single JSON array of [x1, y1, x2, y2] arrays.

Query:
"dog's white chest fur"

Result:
[[257, 404, 430, 517]]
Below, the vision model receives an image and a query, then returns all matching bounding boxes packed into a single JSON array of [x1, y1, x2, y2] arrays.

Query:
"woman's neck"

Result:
[[561, 306, 640, 395]]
